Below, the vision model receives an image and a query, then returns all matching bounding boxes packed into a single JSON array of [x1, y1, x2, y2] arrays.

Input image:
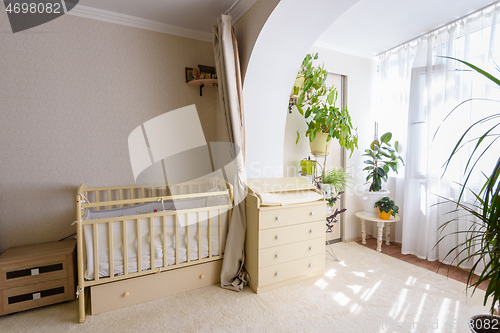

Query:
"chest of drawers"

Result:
[[244, 178, 326, 293]]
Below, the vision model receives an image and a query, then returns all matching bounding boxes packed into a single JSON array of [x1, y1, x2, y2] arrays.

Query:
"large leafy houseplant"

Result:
[[436, 58, 500, 318], [363, 132, 404, 192], [294, 53, 358, 157]]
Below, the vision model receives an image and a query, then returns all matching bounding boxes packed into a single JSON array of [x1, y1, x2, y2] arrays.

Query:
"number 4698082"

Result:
[[5, 2, 62, 14]]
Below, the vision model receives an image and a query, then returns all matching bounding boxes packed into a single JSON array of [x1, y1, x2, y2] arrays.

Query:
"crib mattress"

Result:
[[83, 198, 229, 280]]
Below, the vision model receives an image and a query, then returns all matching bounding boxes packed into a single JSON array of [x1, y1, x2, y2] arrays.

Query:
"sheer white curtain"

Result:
[[377, 5, 500, 266]]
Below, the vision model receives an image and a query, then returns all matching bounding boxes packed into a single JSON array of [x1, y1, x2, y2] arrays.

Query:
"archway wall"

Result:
[[238, 0, 360, 179]]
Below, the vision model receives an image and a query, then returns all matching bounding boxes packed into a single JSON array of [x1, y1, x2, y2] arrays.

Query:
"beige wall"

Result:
[[233, 0, 280, 82], [0, 11, 222, 253]]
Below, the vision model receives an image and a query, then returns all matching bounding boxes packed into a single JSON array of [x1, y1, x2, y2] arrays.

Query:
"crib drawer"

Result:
[[258, 254, 324, 288], [90, 259, 222, 315], [258, 203, 326, 230], [259, 237, 325, 268], [259, 220, 324, 249]]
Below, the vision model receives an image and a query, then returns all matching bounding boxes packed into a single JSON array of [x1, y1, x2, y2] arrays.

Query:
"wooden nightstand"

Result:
[[0, 240, 76, 316]]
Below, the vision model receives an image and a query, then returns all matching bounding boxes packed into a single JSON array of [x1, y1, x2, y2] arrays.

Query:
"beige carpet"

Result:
[[0, 242, 490, 332]]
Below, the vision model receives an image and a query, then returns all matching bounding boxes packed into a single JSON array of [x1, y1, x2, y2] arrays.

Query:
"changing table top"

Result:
[[245, 177, 324, 207]]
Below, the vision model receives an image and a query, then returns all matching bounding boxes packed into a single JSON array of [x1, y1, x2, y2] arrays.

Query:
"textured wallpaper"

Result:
[[0, 10, 225, 253]]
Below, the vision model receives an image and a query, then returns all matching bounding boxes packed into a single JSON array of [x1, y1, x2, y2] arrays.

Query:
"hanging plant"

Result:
[[294, 53, 358, 157]]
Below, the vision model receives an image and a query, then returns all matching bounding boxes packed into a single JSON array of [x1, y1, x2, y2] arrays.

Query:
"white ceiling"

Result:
[[78, 0, 241, 32], [77, 0, 499, 59], [316, 0, 499, 58]]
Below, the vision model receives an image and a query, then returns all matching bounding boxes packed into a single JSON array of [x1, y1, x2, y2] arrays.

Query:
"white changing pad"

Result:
[[257, 190, 323, 206]]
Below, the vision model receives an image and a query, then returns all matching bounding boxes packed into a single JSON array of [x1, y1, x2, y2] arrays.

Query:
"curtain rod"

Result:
[[376, 0, 500, 57], [224, 0, 240, 15]]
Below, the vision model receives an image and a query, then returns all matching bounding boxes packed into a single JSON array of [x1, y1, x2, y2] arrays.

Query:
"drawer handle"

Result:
[[276, 235, 280, 240], [275, 254, 280, 258], [275, 272, 280, 276], [310, 229, 314, 234], [310, 212, 314, 216], [200, 274, 205, 279], [309, 246, 313, 251], [309, 264, 313, 268], [276, 216, 281, 221], [123, 291, 130, 297]]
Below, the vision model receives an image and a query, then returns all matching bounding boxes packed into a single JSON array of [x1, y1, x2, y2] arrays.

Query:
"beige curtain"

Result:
[[213, 14, 248, 291]]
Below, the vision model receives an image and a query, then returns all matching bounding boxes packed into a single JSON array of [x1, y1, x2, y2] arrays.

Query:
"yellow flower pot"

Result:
[[378, 209, 391, 220]]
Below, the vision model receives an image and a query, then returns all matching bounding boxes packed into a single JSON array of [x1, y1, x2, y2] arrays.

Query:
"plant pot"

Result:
[[360, 189, 390, 216], [378, 209, 391, 220], [469, 314, 500, 333], [309, 133, 331, 156], [300, 159, 316, 176]]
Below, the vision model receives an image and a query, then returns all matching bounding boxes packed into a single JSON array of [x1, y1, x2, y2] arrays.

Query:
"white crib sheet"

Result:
[[83, 198, 229, 280]]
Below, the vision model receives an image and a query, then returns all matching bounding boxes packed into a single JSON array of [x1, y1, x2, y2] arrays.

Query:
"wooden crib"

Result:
[[75, 179, 233, 323]]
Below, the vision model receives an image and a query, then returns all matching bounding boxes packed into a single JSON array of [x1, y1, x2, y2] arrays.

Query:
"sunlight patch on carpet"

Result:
[[314, 279, 329, 289]]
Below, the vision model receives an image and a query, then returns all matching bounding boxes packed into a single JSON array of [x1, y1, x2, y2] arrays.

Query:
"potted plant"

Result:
[[317, 167, 354, 200], [361, 131, 404, 215], [294, 53, 358, 157], [435, 58, 500, 331], [374, 196, 399, 220]]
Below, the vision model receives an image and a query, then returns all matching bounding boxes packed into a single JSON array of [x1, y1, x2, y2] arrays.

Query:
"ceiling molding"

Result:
[[228, 0, 258, 23], [67, 4, 213, 42]]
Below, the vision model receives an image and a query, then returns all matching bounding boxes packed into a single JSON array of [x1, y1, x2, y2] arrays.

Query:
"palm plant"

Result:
[[436, 57, 500, 315]]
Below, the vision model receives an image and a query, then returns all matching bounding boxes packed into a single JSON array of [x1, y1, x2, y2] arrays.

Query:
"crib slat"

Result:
[[208, 210, 212, 259], [123, 220, 128, 275], [108, 222, 114, 278], [150, 217, 155, 271], [107, 190, 112, 209], [162, 216, 167, 268], [119, 189, 123, 208], [93, 224, 99, 281], [219, 209, 223, 257], [141, 188, 145, 199], [95, 191, 100, 211], [197, 212, 202, 261], [175, 215, 179, 265], [186, 214, 190, 263], [136, 219, 141, 272]]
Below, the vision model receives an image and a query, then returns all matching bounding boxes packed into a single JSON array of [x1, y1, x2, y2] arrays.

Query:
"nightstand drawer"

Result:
[[259, 202, 326, 230], [0, 255, 73, 290], [259, 237, 325, 268], [1, 277, 74, 315], [259, 220, 324, 249], [259, 254, 324, 287]]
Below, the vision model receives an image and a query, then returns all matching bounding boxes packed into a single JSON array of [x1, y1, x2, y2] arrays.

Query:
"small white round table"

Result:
[[355, 211, 401, 252]]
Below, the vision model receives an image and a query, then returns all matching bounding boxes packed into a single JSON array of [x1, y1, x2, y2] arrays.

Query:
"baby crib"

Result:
[[75, 178, 232, 323]]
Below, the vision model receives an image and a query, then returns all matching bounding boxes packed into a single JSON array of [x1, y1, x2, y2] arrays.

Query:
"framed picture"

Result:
[[185, 67, 194, 82]]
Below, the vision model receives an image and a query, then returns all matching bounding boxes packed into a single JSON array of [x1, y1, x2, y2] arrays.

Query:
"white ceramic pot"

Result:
[[318, 183, 331, 199], [360, 189, 390, 216]]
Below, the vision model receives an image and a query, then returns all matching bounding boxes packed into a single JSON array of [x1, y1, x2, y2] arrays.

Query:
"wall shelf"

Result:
[[187, 79, 218, 96]]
